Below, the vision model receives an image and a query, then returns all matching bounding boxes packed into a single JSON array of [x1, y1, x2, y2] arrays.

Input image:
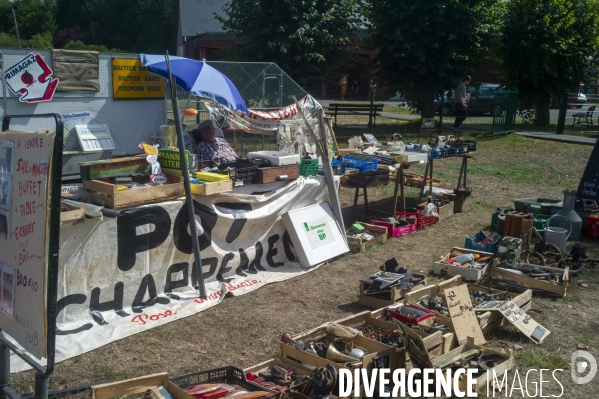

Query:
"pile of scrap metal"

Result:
[[359, 258, 425, 300]]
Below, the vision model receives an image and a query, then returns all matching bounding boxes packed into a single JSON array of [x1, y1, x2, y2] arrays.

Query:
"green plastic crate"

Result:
[[299, 158, 318, 176]]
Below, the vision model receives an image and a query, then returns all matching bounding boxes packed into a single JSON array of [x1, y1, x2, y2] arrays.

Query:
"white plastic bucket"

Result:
[[545, 227, 569, 253]]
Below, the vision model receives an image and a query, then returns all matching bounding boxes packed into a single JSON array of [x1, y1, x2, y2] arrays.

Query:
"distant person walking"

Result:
[[452, 75, 472, 133], [339, 74, 348, 100], [351, 80, 358, 100]]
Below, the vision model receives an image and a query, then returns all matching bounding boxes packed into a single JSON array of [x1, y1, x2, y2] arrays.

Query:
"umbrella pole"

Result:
[[165, 52, 207, 298]]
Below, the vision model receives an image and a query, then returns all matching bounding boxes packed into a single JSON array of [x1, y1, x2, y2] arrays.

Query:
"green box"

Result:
[[159, 148, 190, 171]]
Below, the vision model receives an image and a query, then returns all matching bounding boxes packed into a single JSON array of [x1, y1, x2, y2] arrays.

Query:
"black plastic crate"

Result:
[[170, 366, 272, 393], [218, 159, 258, 186]]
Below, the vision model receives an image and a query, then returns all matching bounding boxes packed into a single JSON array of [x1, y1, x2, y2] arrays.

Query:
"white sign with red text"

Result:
[[0, 131, 52, 360], [5, 53, 59, 103]]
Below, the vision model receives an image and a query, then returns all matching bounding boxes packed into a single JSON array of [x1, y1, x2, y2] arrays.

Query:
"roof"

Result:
[[178, 0, 227, 39]]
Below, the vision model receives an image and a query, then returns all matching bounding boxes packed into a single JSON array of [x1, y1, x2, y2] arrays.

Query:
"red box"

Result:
[[371, 219, 417, 237], [396, 211, 439, 230], [587, 216, 599, 238]]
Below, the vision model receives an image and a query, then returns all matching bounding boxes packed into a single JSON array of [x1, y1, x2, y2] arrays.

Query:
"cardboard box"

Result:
[[418, 201, 453, 221], [433, 247, 494, 282], [92, 373, 195, 399], [358, 273, 428, 309], [489, 263, 569, 297], [60, 201, 85, 226], [83, 178, 183, 210], [279, 326, 398, 374], [346, 222, 388, 253]]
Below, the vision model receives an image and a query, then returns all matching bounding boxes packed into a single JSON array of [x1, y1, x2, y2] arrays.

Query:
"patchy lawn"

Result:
[[11, 132, 599, 398]]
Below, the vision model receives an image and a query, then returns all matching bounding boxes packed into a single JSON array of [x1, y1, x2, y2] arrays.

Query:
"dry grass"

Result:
[[11, 132, 599, 398]]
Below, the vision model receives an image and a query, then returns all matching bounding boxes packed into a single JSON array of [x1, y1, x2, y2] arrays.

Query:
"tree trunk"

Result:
[[535, 102, 550, 126], [419, 95, 436, 119]]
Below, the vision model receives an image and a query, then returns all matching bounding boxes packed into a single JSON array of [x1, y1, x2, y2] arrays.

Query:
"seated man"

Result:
[[191, 120, 237, 166]]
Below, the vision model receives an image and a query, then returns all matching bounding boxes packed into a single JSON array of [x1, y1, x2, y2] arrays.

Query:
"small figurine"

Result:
[[139, 142, 167, 184]]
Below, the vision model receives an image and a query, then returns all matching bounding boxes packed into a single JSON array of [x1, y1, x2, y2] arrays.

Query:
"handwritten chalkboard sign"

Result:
[[577, 138, 599, 201]]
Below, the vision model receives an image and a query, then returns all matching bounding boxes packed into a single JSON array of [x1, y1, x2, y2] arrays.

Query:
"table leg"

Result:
[[419, 160, 430, 202], [428, 159, 434, 197], [392, 168, 401, 215], [363, 181, 369, 214], [400, 167, 405, 212]]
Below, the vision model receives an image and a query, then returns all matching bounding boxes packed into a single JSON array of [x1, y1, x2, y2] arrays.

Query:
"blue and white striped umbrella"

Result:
[[141, 54, 248, 114]]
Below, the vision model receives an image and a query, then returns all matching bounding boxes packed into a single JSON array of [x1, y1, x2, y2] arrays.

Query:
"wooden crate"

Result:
[[404, 173, 441, 187], [432, 339, 514, 393], [433, 247, 494, 282], [358, 273, 428, 309], [346, 222, 388, 253], [332, 311, 406, 367], [83, 178, 183, 209], [92, 373, 194, 399], [257, 165, 299, 184], [279, 326, 398, 375], [168, 174, 233, 196], [490, 263, 569, 296]]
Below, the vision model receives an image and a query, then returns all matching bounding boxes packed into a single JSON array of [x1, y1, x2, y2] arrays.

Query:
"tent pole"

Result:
[[165, 52, 207, 298]]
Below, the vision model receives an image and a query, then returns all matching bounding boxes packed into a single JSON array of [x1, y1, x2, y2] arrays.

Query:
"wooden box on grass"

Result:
[[433, 247, 494, 282], [469, 284, 533, 335], [168, 174, 233, 196], [83, 178, 183, 210], [92, 373, 194, 399], [346, 222, 388, 253], [418, 201, 454, 221], [404, 173, 441, 187], [358, 273, 428, 309], [432, 339, 514, 393], [332, 311, 406, 367], [279, 326, 398, 373], [490, 263, 569, 297]]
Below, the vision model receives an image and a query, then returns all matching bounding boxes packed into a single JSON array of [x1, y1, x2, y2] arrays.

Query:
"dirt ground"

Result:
[[11, 132, 599, 398]]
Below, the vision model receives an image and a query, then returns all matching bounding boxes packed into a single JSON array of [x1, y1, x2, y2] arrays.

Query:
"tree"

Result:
[[13, 0, 56, 40], [217, 0, 361, 88], [496, 0, 599, 125], [54, 0, 174, 53], [363, 0, 498, 114]]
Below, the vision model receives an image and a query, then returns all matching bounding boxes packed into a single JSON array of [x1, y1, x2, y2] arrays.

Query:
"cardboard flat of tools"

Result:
[[474, 299, 550, 344], [443, 284, 486, 346]]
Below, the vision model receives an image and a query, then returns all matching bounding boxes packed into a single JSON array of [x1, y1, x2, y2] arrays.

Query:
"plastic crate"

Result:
[[513, 197, 562, 214], [586, 216, 599, 238], [343, 156, 378, 172], [465, 230, 500, 253], [219, 159, 258, 186], [170, 366, 271, 393], [331, 158, 346, 175], [532, 214, 551, 230], [395, 211, 436, 230], [299, 158, 319, 176]]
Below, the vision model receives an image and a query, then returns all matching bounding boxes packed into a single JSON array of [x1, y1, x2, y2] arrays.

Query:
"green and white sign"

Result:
[[282, 202, 349, 268], [302, 216, 335, 249]]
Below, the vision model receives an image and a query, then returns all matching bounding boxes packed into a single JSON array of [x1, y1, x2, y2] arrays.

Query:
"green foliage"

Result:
[[496, 0, 599, 124], [55, 0, 174, 53], [0, 0, 55, 41], [63, 40, 123, 53], [216, 0, 361, 87], [0, 32, 52, 49], [363, 0, 500, 97]]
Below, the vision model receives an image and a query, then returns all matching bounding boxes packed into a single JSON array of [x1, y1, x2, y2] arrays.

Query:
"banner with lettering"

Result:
[[0, 131, 53, 360], [10, 176, 331, 371], [112, 58, 164, 99], [203, 94, 322, 134]]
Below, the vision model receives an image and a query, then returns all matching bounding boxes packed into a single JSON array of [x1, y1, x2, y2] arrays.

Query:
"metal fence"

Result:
[[167, 61, 308, 126]]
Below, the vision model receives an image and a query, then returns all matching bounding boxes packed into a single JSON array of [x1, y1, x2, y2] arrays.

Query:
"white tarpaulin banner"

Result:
[[11, 176, 331, 371], [204, 94, 322, 134]]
